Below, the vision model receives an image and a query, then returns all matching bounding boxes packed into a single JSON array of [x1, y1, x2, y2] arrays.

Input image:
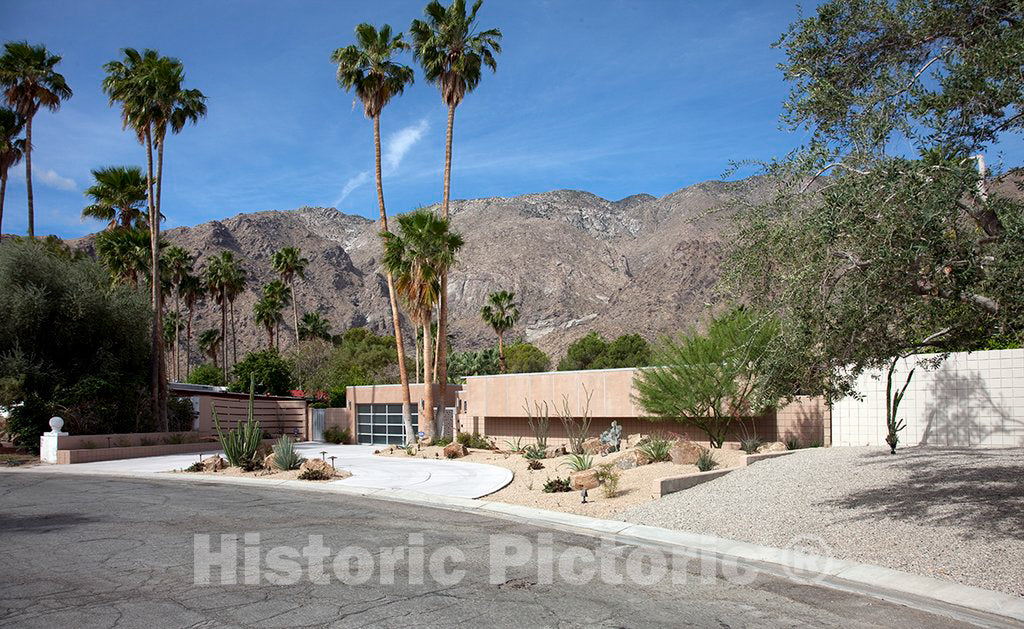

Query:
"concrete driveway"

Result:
[[40, 443, 512, 499]]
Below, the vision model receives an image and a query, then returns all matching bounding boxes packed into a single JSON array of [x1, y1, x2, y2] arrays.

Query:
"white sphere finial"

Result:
[[48, 417, 64, 433]]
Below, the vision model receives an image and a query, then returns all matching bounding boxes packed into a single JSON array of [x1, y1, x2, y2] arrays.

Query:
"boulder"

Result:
[[543, 445, 566, 459], [614, 454, 636, 470], [201, 455, 227, 472], [624, 433, 648, 449], [262, 453, 278, 470], [569, 469, 600, 491], [669, 440, 706, 465], [634, 450, 652, 466], [757, 441, 787, 454], [582, 437, 603, 454], [443, 442, 469, 459], [299, 458, 334, 476]]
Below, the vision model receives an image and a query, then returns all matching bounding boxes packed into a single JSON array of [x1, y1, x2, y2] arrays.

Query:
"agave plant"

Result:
[[212, 376, 263, 470], [272, 435, 303, 470], [637, 435, 672, 463], [561, 453, 594, 472], [523, 444, 546, 461]]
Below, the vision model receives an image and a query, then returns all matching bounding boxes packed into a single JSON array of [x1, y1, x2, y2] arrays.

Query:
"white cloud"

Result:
[[334, 118, 430, 206], [11, 167, 77, 191], [383, 118, 429, 172]]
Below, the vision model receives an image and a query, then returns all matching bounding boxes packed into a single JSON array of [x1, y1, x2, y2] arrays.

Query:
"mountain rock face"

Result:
[[79, 176, 777, 363]]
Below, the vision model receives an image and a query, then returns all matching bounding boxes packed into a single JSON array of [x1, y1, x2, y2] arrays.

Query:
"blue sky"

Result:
[[3, 0, 1018, 239]]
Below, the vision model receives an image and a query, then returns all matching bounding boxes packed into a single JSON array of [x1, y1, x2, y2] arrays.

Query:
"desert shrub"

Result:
[[139, 437, 156, 447], [557, 386, 593, 454], [527, 459, 544, 470], [229, 349, 294, 396], [272, 436, 303, 470], [184, 461, 203, 472], [597, 463, 620, 498], [455, 432, 492, 449], [298, 467, 331, 481], [561, 453, 593, 472], [696, 450, 719, 472], [503, 436, 525, 452], [163, 433, 186, 445], [213, 378, 263, 470], [739, 437, 763, 455], [785, 436, 802, 451], [807, 440, 823, 448], [433, 435, 452, 447], [542, 477, 573, 493], [523, 444, 545, 460], [403, 444, 415, 456], [505, 342, 551, 373], [524, 400, 550, 449], [557, 332, 651, 371], [186, 363, 224, 386], [323, 426, 350, 444], [637, 434, 672, 462], [168, 397, 195, 432]]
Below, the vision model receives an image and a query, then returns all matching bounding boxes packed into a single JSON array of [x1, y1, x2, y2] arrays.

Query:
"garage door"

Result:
[[356, 404, 419, 445]]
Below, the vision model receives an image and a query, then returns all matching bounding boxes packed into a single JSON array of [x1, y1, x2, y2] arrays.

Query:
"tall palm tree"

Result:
[[332, 22, 417, 442], [0, 42, 72, 240], [95, 227, 151, 289], [225, 261, 247, 364], [103, 47, 205, 431], [411, 0, 501, 405], [163, 311, 184, 377], [198, 328, 222, 369], [481, 290, 519, 373], [203, 252, 235, 381], [81, 166, 148, 230], [270, 246, 308, 344], [253, 295, 283, 350], [380, 209, 464, 441], [262, 279, 290, 351], [298, 311, 332, 341], [163, 245, 193, 381], [0, 107, 25, 238], [179, 271, 204, 377]]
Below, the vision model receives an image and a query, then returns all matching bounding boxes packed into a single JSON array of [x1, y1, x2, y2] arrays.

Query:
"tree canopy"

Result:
[[557, 332, 652, 371]]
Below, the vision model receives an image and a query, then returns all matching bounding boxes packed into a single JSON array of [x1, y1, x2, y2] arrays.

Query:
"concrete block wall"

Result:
[[832, 349, 1024, 447]]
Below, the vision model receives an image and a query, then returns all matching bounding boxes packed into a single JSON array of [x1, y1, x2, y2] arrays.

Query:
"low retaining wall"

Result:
[[55, 438, 280, 464], [652, 450, 797, 497]]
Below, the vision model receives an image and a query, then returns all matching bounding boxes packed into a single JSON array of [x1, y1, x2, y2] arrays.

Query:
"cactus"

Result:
[[600, 420, 622, 452], [213, 376, 264, 470]]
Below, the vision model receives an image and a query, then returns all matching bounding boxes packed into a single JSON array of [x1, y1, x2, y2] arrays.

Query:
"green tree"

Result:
[[0, 107, 26, 237], [203, 252, 239, 380], [185, 362, 223, 387], [557, 332, 609, 371], [178, 271, 204, 377], [162, 310, 184, 376], [298, 311, 332, 341], [253, 294, 283, 350], [163, 245, 193, 381], [197, 328, 222, 369], [262, 279, 290, 351], [593, 333, 652, 369], [81, 166, 148, 230], [480, 289, 519, 373], [224, 259, 247, 365], [447, 347, 500, 382], [632, 309, 779, 448], [229, 349, 293, 396], [0, 42, 72, 240], [380, 209, 464, 441], [725, 0, 1024, 440], [270, 246, 308, 344], [332, 22, 416, 439], [411, 0, 502, 407], [505, 341, 550, 373], [95, 227, 152, 290]]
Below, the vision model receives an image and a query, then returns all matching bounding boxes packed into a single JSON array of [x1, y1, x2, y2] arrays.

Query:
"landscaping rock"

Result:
[[201, 455, 227, 472], [614, 455, 637, 470], [299, 458, 334, 476], [625, 433, 648, 448], [669, 440, 706, 465], [634, 450, 652, 466], [262, 453, 278, 470], [443, 442, 468, 459], [757, 441, 787, 454], [569, 469, 600, 491], [582, 437, 603, 454], [543, 445, 566, 459]]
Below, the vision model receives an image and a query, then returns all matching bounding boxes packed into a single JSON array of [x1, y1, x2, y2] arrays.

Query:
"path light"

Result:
[[329, 456, 337, 468], [198, 453, 204, 463], [581, 488, 589, 504], [320, 450, 327, 461], [106, 437, 112, 448]]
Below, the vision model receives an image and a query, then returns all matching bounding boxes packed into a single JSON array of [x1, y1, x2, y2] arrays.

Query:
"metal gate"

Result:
[[311, 408, 326, 442]]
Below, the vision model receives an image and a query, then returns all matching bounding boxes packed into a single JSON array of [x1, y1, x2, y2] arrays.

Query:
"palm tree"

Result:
[[164, 245, 193, 381], [0, 107, 25, 238], [179, 271, 204, 377], [95, 227, 151, 289], [198, 328, 222, 369], [270, 246, 308, 344], [481, 290, 519, 373], [299, 311, 332, 341], [103, 48, 205, 431], [253, 295, 283, 350], [81, 166, 148, 230], [262, 279, 291, 351], [163, 311, 184, 377], [203, 252, 235, 381], [332, 22, 418, 442], [225, 261, 247, 364], [380, 209, 464, 441], [0, 42, 72, 240], [411, 0, 501, 405]]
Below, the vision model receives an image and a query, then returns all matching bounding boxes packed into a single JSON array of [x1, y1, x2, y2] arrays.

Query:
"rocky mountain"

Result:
[[78, 175, 778, 363]]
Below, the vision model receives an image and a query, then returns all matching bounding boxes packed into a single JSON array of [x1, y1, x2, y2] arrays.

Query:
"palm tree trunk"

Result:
[[173, 285, 181, 381], [374, 114, 415, 444], [221, 297, 228, 382], [230, 299, 238, 365], [156, 139, 168, 428], [144, 127, 167, 430], [422, 319, 435, 441], [415, 329, 421, 384], [291, 280, 300, 344], [0, 171, 6, 239], [436, 104, 457, 420], [186, 309, 193, 378], [24, 114, 34, 240], [498, 331, 506, 373]]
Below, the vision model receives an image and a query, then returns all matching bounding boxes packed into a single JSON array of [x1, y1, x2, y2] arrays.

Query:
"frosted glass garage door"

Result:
[[356, 404, 418, 445]]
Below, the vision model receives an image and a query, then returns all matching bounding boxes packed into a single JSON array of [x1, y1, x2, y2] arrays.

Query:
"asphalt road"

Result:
[[0, 472, 969, 628]]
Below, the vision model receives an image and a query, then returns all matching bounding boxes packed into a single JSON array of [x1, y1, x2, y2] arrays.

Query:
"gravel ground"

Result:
[[621, 446, 1024, 596]]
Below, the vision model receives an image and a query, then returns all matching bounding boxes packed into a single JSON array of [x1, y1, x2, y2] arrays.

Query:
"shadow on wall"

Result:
[[920, 368, 1022, 447], [823, 448, 1024, 540]]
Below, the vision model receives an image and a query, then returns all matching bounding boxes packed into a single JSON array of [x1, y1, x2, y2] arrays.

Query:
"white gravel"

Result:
[[620, 446, 1024, 596]]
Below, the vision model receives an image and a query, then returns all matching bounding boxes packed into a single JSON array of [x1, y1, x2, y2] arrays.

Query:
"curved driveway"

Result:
[[43, 444, 512, 499]]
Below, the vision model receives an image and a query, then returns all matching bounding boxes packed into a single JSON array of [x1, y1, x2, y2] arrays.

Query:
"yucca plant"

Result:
[[212, 376, 263, 470], [696, 450, 719, 472], [561, 453, 594, 472], [637, 435, 672, 463], [503, 436, 525, 452], [272, 435, 303, 470]]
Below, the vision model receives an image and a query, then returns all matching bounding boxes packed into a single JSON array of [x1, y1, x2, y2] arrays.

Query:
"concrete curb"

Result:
[[6, 466, 1022, 628]]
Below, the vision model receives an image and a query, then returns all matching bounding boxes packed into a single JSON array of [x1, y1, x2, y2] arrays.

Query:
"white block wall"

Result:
[[832, 349, 1024, 448]]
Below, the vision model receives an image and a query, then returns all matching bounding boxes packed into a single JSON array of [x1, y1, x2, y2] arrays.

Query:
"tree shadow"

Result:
[[919, 366, 1022, 447], [0, 512, 96, 532], [822, 448, 1024, 540]]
